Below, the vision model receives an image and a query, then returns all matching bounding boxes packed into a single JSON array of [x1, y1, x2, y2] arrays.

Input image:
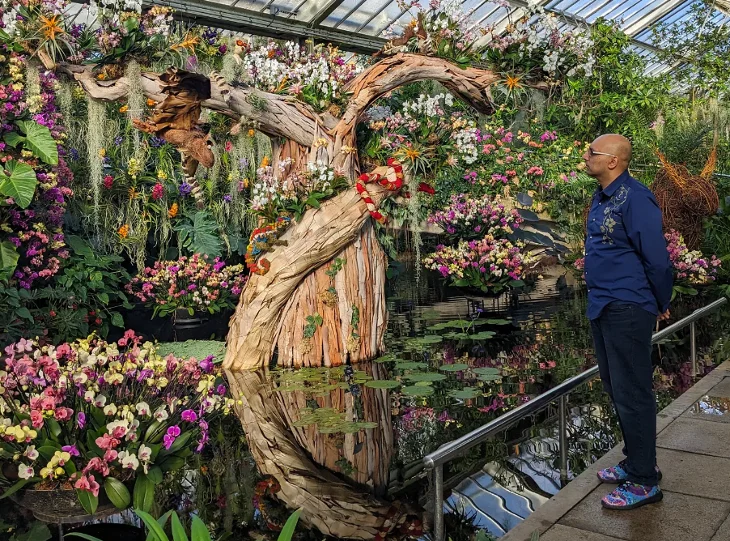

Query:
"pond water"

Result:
[[3, 264, 725, 541]]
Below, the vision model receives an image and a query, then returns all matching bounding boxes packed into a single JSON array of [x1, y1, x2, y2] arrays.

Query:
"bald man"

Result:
[[582, 134, 673, 510]]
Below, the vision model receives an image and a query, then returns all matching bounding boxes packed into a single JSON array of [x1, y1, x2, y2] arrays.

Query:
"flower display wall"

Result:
[[0, 332, 232, 514]]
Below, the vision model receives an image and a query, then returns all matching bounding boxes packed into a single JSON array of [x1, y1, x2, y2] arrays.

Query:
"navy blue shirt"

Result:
[[584, 170, 673, 320]]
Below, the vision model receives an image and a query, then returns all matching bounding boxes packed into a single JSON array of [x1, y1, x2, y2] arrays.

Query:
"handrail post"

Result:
[[433, 464, 444, 541], [559, 395, 568, 485], [691, 321, 697, 377]]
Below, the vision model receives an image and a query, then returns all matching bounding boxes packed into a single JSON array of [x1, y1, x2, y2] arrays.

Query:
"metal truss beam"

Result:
[[622, 0, 688, 36], [310, 0, 348, 25], [148, 0, 386, 53]]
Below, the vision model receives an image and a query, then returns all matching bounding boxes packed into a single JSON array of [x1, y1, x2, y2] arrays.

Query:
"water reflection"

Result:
[[3, 267, 722, 540]]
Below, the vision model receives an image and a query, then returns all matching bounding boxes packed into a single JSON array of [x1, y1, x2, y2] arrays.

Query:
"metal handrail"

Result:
[[423, 296, 727, 541]]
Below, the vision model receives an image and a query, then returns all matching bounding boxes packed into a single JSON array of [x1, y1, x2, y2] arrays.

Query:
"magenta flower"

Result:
[[181, 409, 198, 422], [62, 444, 80, 457]]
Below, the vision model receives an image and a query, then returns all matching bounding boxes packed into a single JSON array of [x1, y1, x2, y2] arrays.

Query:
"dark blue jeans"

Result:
[[590, 301, 658, 486]]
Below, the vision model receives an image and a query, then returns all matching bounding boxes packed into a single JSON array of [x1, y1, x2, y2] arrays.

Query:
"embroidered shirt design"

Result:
[[600, 184, 630, 244]]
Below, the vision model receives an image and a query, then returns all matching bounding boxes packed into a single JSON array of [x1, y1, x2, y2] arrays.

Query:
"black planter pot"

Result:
[[112, 305, 234, 342], [62, 523, 146, 541]]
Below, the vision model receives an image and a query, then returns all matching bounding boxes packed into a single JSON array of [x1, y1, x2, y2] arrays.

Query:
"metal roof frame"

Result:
[[100, 0, 726, 77]]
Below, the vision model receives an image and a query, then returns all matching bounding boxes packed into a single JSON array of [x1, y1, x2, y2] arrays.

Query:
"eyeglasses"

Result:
[[588, 147, 617, 158]]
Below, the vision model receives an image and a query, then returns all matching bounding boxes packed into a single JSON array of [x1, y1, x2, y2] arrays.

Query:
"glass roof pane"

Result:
[[323, 0, 394, 31]]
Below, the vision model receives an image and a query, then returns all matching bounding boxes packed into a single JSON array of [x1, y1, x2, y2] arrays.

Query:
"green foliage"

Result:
[[545, 20, 669, 140], [15, 121, 59, 165], [0, 160, 38, 209], [303, 313, 323, 338], [652, 0, 730, 99], [175, 211, 224, 257], [325, 257, 346, 279], [277, 509, 302, 541]]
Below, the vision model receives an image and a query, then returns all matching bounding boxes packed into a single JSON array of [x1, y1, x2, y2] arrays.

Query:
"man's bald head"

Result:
[[582, 133, 633, 187], [593, 134, 632, 166]]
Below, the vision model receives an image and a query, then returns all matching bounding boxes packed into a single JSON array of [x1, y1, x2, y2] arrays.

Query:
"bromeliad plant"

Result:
[[125, 254, 247, 318], [0, 332, 233, 515], [422, 236, 534, 294]]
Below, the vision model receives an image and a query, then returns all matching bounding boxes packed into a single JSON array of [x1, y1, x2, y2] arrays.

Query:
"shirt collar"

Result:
[[598, 169, 630, 198]]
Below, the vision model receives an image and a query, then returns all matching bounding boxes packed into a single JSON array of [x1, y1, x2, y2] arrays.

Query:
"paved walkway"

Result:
[[502, 360, 730, 541]]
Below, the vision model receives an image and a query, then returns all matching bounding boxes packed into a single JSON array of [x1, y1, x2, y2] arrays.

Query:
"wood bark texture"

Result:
[[227, 369, 393, 539], [275, 361, 394, 493], [223, 181, 394, 372]]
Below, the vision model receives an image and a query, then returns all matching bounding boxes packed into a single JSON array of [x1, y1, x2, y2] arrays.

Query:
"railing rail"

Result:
[[423, 296, 727, 541]]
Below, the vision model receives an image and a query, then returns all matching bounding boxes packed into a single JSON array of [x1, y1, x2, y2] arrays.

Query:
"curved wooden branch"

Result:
[[227, 369, 393, 539], [57, 64, 330, 147], [224, 181, 394, 372], [330, 53, 503, 168]]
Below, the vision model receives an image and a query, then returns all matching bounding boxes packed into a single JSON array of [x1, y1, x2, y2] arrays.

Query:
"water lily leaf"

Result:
[[439, 363, 469, 372], [401, 385, 435, 396], [478, 374, 502, 382], [364, 379, 401, 389], [414, 381, 433, 387], [484, 318, 511, 325], [449, 387, 481, 399], [404, 372, 447, 382], [473, 367, 501, 376], [374, 353, 398, 363], [443, 332, 470, 340], [395, 361, 429, 370], [470, 331, 496, 340]]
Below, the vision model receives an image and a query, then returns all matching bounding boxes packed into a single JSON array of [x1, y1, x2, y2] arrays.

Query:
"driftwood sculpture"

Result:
[[651, 149, 719, 249], [132, 67, 214, 207], [60, 53, 525, 537]]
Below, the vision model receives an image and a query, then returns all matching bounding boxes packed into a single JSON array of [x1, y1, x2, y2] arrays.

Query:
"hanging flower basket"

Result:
[[10, 484, 118, 522]]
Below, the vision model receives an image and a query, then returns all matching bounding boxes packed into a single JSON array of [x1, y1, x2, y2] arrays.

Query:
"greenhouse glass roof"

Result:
[[150, 0, 729, 61]]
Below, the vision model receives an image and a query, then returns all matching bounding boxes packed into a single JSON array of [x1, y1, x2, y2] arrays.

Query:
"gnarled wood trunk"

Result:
[[226, 368, 394, 539], [63, 52, 527, 537]]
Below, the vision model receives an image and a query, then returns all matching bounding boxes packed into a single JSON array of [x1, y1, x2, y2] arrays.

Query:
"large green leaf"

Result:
[[0, 161, 38, 209], [0, 240, 19, 281], [174, 211, 222, 257], [277, 509, 302, 541], [133, 474, 155, 513], [104, 477, 131, 509], [146, 511, 174, 541], [17, 121, 58, 165], [170, 512, 190, 541], [135, 509, 170, 541], [76, 489, 98, 515], [190, 515, 212, 541], [15, 522, 52, 541]]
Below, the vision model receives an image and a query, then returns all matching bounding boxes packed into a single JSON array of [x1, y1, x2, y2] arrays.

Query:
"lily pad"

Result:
[[449, 387, 481, 399], [404, 372, 447, 382], [484, 318, 511, 325], [439, 363, 469, 372], [364, 379, 401, 389], [374, 353, 398, 363], [443, 332, 470, 340], [478, 374, 502, 382], [405, 336, 443, 349], [395, 361, 429, 371], [470, 331, 496, 340], [473, 367, 501, 376], [401, 385, 435, 397], [427, 320, 472, 331]]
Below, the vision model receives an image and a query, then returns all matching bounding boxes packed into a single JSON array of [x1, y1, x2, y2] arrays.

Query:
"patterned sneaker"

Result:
[[601, 482, 663, 510], [596, 461, 662, 484]]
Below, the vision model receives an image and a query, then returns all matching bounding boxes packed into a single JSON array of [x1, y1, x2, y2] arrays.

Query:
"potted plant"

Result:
[[0, 332, 233, 518], [125, 254, 247, 339]]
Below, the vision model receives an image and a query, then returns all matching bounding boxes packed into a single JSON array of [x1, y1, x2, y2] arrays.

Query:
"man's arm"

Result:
[[624, 190, 674, 314]]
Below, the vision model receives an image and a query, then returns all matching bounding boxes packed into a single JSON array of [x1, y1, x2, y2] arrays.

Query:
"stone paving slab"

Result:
[[710, 515, 730, 541], [656, 448, 730, 502], [558, 488, 730, 541], [656, 416, 730, 458], [539, 524, 624, 541], [500, 360, 730, 541]]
